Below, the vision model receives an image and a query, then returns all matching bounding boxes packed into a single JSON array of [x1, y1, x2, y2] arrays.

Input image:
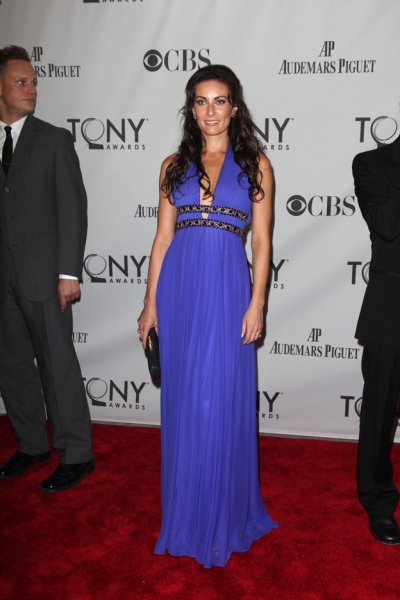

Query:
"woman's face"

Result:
[[192, 79, 237, 139]]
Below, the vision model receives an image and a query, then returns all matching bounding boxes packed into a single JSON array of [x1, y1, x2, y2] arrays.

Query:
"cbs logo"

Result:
[[286, 195, 356, 217], [143, 48, 210, 72]]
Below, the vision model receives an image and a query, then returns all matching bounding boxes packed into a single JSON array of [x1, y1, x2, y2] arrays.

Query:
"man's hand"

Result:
[[58, 279, 81, 312]]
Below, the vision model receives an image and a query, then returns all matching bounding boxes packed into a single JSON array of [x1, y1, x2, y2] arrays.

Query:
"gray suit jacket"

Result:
[[353, 135, 400, 347], [0, 114, 87, 302]]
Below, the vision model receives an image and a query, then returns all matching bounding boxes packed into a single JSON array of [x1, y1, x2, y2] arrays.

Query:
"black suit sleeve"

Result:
[[352, 153, 400, 242], [54, 129, 88, 277]]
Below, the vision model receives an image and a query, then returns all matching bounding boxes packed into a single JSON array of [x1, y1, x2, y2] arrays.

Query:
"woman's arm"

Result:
[[137, 155, 177, 349], [241, 153, 273, 345]]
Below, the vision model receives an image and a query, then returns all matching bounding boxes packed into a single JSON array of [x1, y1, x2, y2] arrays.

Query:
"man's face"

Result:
[[0, 59, 37, 124]]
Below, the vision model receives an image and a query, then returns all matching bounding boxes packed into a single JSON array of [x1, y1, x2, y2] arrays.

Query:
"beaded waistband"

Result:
[[176, 218, 244, 237], [177, 204, 248, 223]]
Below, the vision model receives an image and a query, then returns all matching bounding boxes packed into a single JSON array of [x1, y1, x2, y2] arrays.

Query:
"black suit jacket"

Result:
[[353, 135, 400, 347], [0, 114, 87, 302]]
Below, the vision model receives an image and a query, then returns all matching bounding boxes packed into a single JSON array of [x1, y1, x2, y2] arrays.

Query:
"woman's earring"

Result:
[[231, 113, 236, 119], [193, 113, 197, 120]]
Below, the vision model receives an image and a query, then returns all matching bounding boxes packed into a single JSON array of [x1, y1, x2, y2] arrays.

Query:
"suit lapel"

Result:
[[6, 114, 39, 181]]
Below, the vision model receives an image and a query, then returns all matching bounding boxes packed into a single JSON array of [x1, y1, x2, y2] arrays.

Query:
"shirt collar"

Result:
[[0, 115, 28, 136]]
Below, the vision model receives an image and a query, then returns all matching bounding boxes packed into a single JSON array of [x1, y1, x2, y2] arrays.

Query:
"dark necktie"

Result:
[[2, 126, 13, 175]]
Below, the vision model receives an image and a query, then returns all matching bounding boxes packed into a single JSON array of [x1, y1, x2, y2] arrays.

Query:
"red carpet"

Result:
[[0, 415, 399, 600]]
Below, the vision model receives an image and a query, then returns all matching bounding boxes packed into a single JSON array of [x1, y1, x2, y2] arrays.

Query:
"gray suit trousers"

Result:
[[0, 259, 92, 463]]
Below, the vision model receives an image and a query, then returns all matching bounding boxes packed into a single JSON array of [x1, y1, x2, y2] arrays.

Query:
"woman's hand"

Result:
[[241, 302, 264, 345], [137, 303, 157, 351]]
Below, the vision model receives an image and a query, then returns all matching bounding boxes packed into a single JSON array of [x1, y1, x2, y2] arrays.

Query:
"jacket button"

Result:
[[7, 216, 11, 222], [5, 188, 9, 192]]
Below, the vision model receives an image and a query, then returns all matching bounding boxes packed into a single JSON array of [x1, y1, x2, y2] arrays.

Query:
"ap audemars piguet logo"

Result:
[[278, 41, 376, 75]]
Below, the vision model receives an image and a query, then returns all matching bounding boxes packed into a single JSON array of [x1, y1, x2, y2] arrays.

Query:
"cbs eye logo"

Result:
[[143, 50, 163, 72], [286, 195, 306, 216]]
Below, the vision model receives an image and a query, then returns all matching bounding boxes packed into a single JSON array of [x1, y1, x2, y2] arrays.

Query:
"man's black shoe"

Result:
[[0, 450, 51, 479], [369, 514, 400, 545], [40, 459, 96, 493]]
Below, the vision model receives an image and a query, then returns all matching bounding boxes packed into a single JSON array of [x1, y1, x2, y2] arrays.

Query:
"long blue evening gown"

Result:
[[155, 146, 278, 568]]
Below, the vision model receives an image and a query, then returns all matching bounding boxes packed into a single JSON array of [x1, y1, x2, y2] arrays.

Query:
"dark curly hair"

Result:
[[0, 45, 31, 79], [162, 64, 265, 202]]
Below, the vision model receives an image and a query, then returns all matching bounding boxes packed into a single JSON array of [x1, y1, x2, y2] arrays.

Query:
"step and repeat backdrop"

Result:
[[0, 0, 399, 440]]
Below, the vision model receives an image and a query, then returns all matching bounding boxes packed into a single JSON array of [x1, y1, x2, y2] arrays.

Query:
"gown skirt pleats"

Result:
[[155, 147, 278, 568]]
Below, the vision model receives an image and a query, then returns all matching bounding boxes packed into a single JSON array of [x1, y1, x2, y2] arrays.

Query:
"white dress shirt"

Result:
[[0, 115, 27, 152], [0, 117, 77, 281]]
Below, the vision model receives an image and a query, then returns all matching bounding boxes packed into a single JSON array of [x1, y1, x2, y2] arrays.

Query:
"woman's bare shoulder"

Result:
[[258, 152, 272, 171], [161, 153, 178, 172]]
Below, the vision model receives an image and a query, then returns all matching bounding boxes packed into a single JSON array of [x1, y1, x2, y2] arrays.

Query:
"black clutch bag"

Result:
[[145, 327, 161, 380]]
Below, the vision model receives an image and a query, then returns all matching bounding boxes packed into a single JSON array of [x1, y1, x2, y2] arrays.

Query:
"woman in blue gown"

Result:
[[138, 65, 278, 568]]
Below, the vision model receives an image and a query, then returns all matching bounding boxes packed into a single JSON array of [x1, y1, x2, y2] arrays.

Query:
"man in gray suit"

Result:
[[0, 45, 95, 492], [353, 135, 400, 544]]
